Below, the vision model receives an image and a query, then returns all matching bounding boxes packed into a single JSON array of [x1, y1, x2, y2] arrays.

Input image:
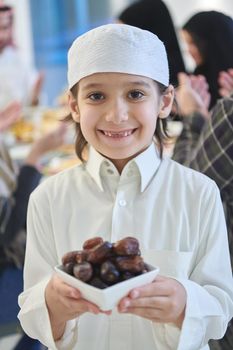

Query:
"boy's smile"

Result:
[[70, 73, 173, 173], [99, 129, 136, 138]]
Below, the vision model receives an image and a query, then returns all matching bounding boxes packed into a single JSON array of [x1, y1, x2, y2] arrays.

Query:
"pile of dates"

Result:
[[61, 236, 149, 289]]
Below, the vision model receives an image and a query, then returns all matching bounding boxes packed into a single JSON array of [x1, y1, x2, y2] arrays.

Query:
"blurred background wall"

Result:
[[5, 0, 233, 106]]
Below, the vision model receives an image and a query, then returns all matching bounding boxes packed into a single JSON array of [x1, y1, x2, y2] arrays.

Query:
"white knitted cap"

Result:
[[67, 23, 169, 89]]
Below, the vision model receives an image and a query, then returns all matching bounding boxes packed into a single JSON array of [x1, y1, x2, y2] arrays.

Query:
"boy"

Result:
[[18, 24, 233, 350]]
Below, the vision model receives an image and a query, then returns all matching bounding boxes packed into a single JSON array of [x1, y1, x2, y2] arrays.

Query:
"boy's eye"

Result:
[[88, 92, 104, 101], [128, 90, 144, 99]]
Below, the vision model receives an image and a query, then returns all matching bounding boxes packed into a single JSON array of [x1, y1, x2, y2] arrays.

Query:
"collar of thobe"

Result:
[[86, 143, 161, 193]]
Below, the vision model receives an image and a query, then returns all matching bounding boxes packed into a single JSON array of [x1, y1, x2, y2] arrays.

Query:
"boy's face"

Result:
[[69, 73, 173, 172]]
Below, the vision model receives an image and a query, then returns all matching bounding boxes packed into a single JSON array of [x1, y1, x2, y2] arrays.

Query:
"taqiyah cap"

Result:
[[67, 23, 169, 89]]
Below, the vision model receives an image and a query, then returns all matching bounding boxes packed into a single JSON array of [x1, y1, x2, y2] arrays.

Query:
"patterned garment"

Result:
[[0, 196, 14, 234], [0, 140, 41, 269], [173, 95, 233, 350]]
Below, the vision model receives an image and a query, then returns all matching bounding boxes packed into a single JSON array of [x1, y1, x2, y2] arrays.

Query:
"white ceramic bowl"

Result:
[[55, 264, 159, 311]]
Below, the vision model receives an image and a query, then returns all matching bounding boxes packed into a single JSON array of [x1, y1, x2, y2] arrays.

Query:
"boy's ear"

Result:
[[159, 85, 174, 119], [68, 92, 80, 122]]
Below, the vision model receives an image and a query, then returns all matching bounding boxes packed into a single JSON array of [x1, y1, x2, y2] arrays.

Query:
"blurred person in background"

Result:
[[117, 0, 186, 87], [181, 11, 233, 109], [0, 102, 67, 349], [172, 70, 233, 350], [0, 4, 44, 108]]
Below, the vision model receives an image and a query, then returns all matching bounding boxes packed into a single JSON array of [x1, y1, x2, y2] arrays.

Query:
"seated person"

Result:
[[0, 101, 67, 349], [0, 5, 44, 107], [173, 70, 233, 350]]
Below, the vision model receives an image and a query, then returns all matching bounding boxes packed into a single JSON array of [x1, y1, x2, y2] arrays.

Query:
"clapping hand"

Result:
[[176, 72, 210, 119], [25, 122, 68, 169], [30, 71, 45, 106], [0, 101, 22, 132], [218, 68, 233, 97]]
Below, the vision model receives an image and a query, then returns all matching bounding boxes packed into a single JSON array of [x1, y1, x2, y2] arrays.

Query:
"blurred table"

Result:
[[9, 106, 68, 143], [6, 106, 80, 176]]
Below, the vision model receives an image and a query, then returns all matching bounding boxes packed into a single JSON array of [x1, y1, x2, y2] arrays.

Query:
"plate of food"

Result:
[[55, 236, 159, 311]]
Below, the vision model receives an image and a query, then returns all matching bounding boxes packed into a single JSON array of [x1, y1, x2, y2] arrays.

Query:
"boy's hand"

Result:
[[45, 274, 101, 341], [118, 275, 187, 328]]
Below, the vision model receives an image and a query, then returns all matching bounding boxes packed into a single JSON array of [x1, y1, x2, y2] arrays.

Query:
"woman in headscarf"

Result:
[[118, 0, 186, 87], [182, 11, 233, 109]]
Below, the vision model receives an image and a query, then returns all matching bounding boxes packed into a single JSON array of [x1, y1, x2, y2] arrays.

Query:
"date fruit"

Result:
[[114, 256, 145, 273], [62, 250, 79, 265], [83, 237, 104, 250], [73, 262, 93, 282], [100, 261, 120, 284], [113, 237, 140, 256], [61, 236, 148, 289], [62, 250, 87, 265], [89, 277, 109, 289], [86, 241, 113, 264]]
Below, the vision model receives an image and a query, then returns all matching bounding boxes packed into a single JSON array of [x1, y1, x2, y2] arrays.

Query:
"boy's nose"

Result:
[[105, 100, 128, 124]]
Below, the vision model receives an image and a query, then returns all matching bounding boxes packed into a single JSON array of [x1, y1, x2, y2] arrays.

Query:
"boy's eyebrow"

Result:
[[81, 83, 104, 91], [130, 80, 152, 88], [81, 80, 152, 90]]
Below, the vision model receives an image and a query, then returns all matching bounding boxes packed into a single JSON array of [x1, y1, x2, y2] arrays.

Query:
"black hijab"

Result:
[[183, 11, 233, 108], [118, 0, 185, 87]]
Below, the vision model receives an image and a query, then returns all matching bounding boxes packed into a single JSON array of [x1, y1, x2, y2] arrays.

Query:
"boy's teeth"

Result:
[[103, 130, 132, 137]]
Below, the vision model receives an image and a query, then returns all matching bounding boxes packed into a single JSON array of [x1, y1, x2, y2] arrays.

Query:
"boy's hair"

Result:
[[66, 23, 172, 161]]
